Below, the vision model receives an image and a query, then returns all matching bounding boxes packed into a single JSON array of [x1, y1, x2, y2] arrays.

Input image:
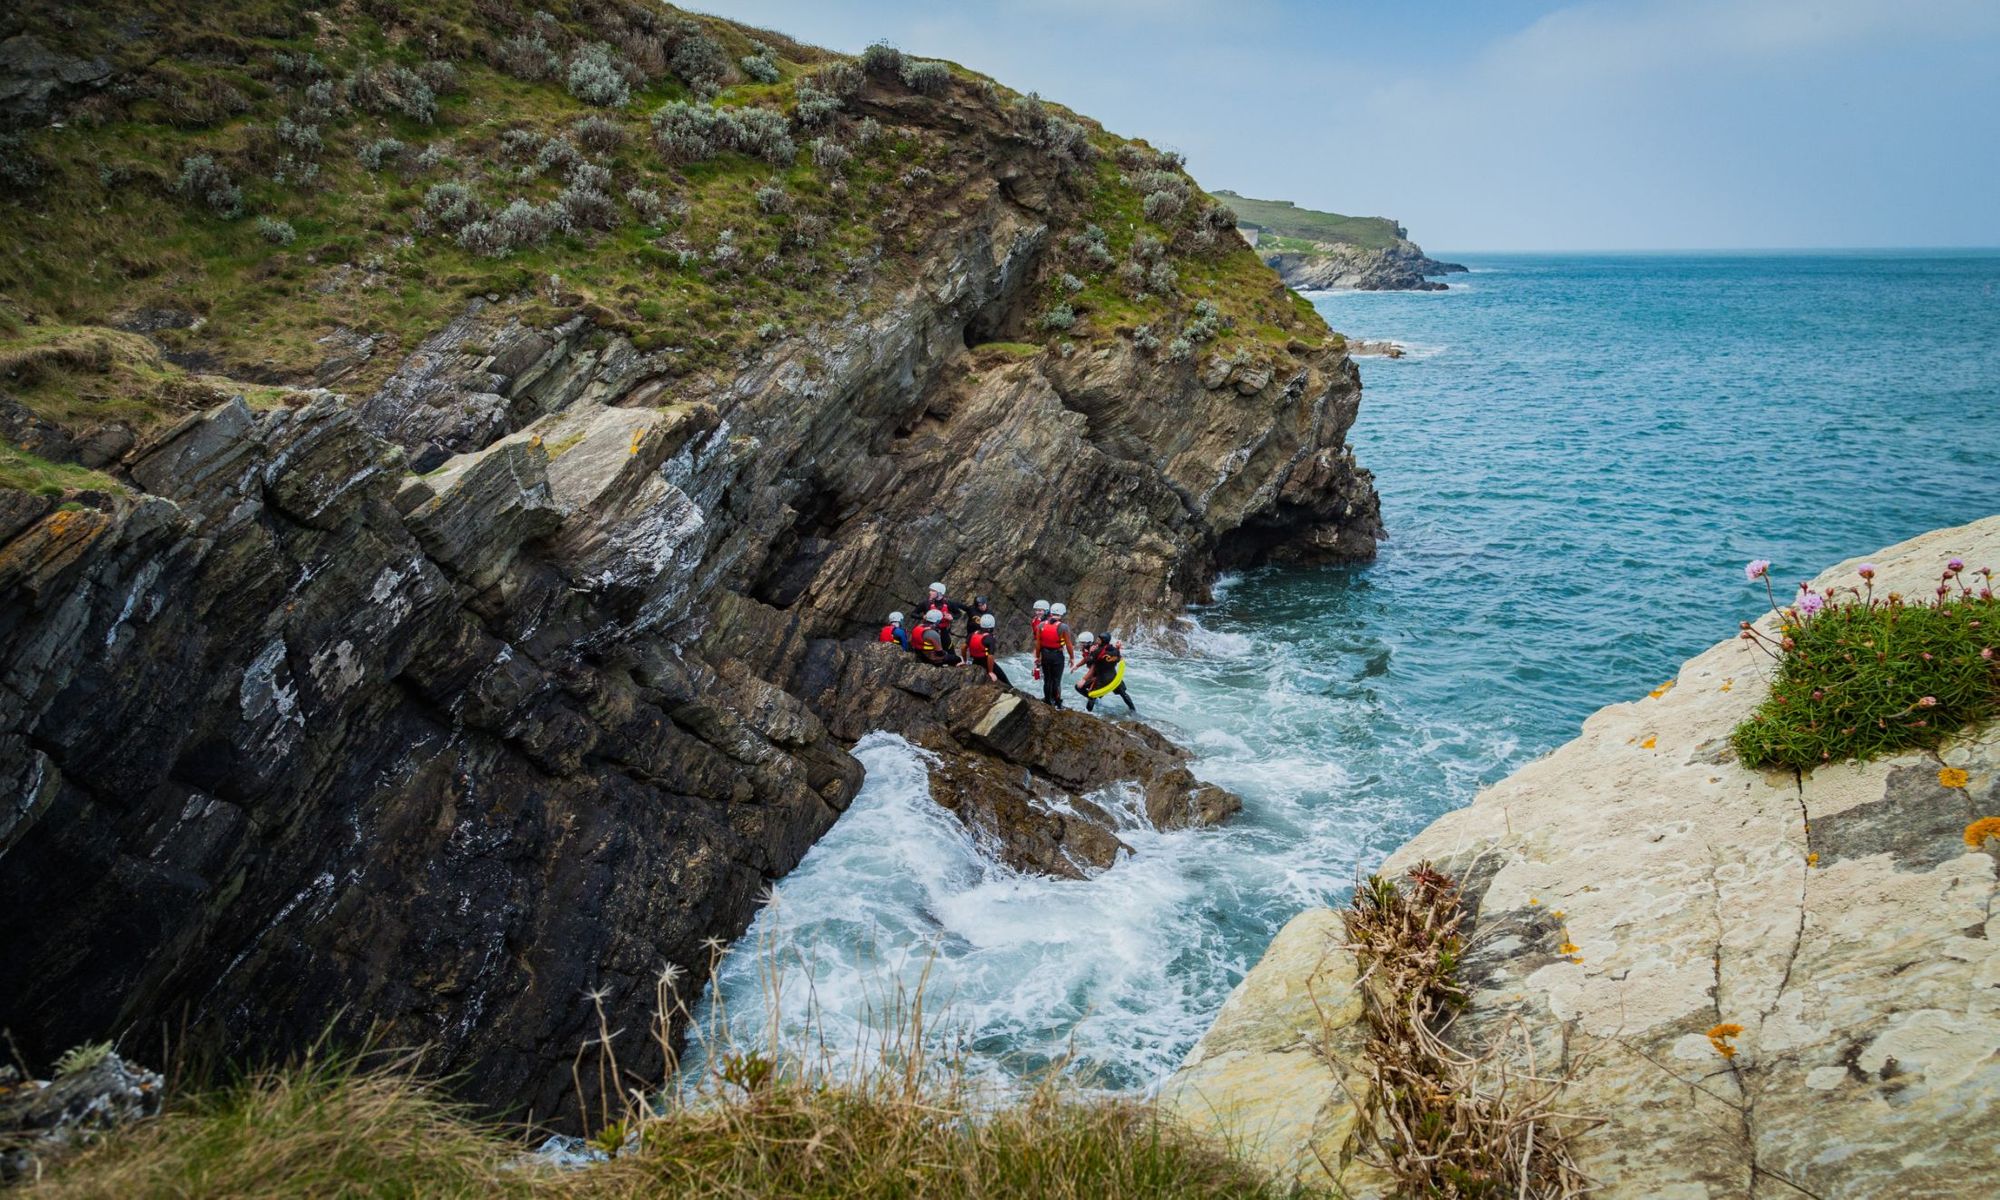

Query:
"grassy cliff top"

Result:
[[0, 0, 1335, 480], [1210, 190, 1404, 251]]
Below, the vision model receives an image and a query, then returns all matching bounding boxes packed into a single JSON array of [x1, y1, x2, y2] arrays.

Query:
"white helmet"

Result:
[[1032, 599, 1049, 614], [888, 611, 905, 624], [927, 581, 947, 595], [924, 608, 943, 623], [1077, 630, 1096, 645], [1050, 602, 1068, 618], [980, 613, 996, 629]]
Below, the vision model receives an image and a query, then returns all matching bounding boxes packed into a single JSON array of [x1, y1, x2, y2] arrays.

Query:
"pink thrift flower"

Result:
[[1745, 559, 1771, 582], [1918, 696, 1939, 708], [1857, 564, 1876, 580], [1948, 558, 1965, 573], [1795, 589, 1825, 619]]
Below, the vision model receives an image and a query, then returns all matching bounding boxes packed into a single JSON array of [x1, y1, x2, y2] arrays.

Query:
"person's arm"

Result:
[[1064, 625, 1078, 668]]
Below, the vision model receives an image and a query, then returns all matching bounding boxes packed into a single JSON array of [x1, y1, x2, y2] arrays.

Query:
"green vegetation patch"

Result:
[[17, 1053, 1287, 1200], [0, 442, 121, 496], [1212, 190, 1403, 251], [1732, 561, 2000, 770]]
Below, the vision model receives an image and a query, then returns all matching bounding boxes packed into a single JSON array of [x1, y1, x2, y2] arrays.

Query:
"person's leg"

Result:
[[1117, 682, 1135, 713], [991, 661, 1012, 688], [1041, 650, 1062, 705]]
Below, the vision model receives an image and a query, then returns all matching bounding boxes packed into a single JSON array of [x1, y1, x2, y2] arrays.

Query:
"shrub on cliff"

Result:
[[565, 43, 631, 108], [1732, 559, 1999, 769], [740, 44, 782, 85], [668, 23, 731, 97], [861, 42, 905, 78], [900, 59, 952, 96], [172, 154, 241, 218]]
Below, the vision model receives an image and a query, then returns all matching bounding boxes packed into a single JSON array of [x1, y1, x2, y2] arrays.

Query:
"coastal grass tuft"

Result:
[[19, 946, 1284, 1200], [1731, 563, 1999, 770]]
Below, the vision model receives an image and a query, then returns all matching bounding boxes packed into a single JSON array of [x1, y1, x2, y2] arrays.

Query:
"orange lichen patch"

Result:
[[1557, 941, 1580, 956], [1648, 680, 1676, 699], [1719, 678, 1734, 692], [1550, 910, 1565, 920], [1965, 817, 2000, 849], [1528, 897, 1540, 906], [1707, 1023, 1743, 1060], [1939, 767, 1970, 789], [0, 505, 112, 590], [1640, 736, 1657, 750], [1806, 852, 1819, 867]]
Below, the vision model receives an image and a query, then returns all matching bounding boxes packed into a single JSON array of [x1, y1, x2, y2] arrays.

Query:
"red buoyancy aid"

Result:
[[1036, 620, 1067, 650], [879, 625, 898, 642], [967, 630, 990, 661], [915, 625, 941, 654]]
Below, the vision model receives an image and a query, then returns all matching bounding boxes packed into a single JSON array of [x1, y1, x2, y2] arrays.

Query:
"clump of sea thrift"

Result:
[[1731, 557, 2000, 770]]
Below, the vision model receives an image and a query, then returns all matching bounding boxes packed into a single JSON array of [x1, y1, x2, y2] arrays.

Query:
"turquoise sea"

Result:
[[691, 251, 2000, 1088]]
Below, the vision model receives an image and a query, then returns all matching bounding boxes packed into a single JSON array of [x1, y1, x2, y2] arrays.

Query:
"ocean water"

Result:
[[687, 251, 2000, 1090]]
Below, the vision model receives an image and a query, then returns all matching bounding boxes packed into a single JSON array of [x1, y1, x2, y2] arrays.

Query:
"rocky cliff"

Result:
[[1165, 516, 2000, 1198], [1216, 191, 1466, 291], [0, 1, 1379, 1130]]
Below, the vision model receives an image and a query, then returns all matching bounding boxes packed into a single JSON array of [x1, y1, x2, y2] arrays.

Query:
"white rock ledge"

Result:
[[1164, 515, 2000, 1199]]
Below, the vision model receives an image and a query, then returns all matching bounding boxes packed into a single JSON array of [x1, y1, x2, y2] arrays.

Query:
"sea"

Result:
[[685, 250, 2000, 1090]]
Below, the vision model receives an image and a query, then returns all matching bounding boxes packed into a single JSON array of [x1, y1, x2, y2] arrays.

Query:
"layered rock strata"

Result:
[[0, 92, 1379, 1129], [1166, 516, 2000, 1198]]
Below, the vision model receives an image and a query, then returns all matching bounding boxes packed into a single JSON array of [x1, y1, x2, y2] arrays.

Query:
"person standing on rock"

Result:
[[965, 613, 1011, 687], [879, 610, 910, 649], [1075, 631, 1136, 715], [913, 608, 962, 666], [1035, 602, 1076, 707]]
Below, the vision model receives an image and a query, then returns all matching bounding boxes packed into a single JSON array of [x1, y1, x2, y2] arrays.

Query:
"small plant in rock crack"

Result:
[[1732, 557, 1999, 769]]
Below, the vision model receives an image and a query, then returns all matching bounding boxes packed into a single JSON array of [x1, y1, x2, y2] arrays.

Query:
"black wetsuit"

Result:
[[913, 624, 960, 666], [919, 596, 966, 651], [1036, 620, 1072, 707], [967, 630, 1011, 687], [1079, 644, 1135, 713]]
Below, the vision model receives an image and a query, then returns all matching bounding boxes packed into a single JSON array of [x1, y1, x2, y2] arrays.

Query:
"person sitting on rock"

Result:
[[1075, 631, 1135, 715], [917, 581, 966, 650], [1034, 602, 1076, 707], [968, 594, 995, 630], [964, 613, 1011, 687], [912, 608, 961, 666], [879, 610, 909, 649]]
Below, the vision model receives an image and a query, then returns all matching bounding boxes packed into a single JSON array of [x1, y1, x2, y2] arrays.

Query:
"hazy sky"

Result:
[[701, 0, 2000, 251]]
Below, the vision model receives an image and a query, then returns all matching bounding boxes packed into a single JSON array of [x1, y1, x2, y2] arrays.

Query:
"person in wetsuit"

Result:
[[964, 613, 1011, 687], [911, 608, 961, 666], [1076, 631, 1136, 714], [1034, 602, 1076, 707], [917, 582, 967, 651]]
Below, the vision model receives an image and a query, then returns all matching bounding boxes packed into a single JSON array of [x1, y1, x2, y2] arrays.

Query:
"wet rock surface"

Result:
[[0, 1054, 163, 1182], [1166, 516, 2000, 1198], [0, 85, 1378, 1129]]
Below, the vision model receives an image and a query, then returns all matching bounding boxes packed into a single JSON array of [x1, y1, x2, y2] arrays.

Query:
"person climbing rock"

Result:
[[879, 611, 909, 649], [912, 608, 961, 666], [1035, 602, 1076, 706], [965, 613, 1011, 687], [1075, 632, 1136, 714]]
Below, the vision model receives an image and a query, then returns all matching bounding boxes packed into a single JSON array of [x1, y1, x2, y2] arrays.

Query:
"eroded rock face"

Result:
[[0, 84, 1377, 1129], [1166, 515, 2000, 1198], [1263, 240, 1467, 293]]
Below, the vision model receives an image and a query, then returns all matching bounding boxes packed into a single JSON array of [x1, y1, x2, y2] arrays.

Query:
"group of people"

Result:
[[878, 583, 1137, 715]]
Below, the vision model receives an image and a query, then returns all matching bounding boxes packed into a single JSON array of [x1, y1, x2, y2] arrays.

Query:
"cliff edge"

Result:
[[1214, 191, 1466, 292], [1165, 515, 2000, 1198], [0, 1, 1379, 1130]]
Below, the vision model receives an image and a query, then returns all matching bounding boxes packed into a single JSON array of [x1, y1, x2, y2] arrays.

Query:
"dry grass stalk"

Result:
[[1334, 863, 1599, 1199]]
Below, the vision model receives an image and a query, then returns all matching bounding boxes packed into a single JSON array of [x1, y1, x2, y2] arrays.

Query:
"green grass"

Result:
[[1211, 190, 1404, 251], [16, 1053, 1290, 1200], [0, 442, 122, 496], [1732, 594, 2000, 770]]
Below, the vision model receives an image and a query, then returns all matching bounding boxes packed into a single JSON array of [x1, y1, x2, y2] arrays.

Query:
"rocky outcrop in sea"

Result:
[[1166, 516, 2000, 1197], [1264, 239, 1467, 292]]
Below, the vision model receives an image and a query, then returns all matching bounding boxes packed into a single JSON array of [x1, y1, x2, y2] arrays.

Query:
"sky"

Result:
[[699, 0, 2000, 251]]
